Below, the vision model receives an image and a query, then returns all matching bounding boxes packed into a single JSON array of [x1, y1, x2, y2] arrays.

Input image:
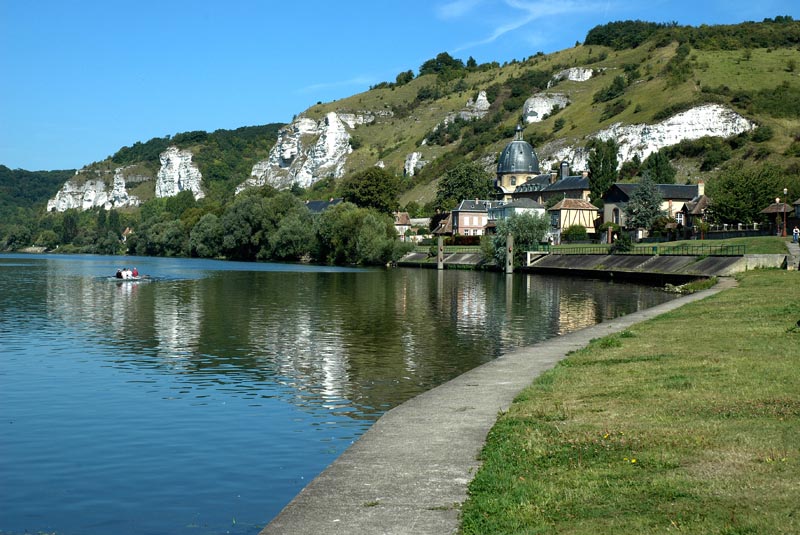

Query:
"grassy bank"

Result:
[[460, 269, 800, 534]]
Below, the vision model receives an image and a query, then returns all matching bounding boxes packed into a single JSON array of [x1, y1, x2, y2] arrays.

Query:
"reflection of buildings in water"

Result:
[[153, 284, 202, 363], [246, 303, 350, 407], [555, 290, 598, 334]]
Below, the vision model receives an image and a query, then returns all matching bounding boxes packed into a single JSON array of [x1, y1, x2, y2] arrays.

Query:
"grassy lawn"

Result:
[[460, 269, 800, 534]]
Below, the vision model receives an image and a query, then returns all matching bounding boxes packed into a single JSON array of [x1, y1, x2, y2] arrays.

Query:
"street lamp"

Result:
[[783, 187, 788, 237]]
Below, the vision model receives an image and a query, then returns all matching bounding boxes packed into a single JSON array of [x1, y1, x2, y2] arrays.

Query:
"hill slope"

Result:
[[19, 17, 800, 214]]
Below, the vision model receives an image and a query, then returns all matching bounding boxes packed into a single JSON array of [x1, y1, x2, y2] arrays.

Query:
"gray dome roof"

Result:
[[497, 125, 539, 175]]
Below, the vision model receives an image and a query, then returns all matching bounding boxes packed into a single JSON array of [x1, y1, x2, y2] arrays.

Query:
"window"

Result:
[[510, 176, 517, 186], [676, 212, 684, 225]]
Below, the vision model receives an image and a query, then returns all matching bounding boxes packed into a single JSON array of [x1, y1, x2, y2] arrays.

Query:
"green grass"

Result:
[[460, 269, 800, 534]]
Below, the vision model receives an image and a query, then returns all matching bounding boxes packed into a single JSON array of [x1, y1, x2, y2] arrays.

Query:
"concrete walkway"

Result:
[[260, 278, 738, 535], [786, 239, 800, 269]]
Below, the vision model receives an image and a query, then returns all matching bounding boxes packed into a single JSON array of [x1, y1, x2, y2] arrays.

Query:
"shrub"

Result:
[[562, 225, 588, 242]]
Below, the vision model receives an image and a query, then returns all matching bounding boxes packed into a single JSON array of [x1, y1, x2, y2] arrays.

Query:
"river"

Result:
[[0, 253, 678, 534]]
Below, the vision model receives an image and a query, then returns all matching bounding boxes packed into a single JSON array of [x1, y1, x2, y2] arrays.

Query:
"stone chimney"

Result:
[[697, 180, 705, 197], [550, 171, 557, 184], [560, 161, 569, 180]]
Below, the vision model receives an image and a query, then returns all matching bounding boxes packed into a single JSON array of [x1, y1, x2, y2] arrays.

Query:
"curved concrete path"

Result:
[[261, 278, 738, 535]]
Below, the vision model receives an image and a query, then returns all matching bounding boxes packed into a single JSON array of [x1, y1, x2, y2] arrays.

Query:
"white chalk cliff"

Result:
[[46, 146, 205, 212], [540, 104, 756, 171], [523, 93, 571, 123], [404, 152, 426, 177], [548, 67, 595, 88], [239, 112, 353, 192], [46, 167, 141, 212], [155, 146, 205, 200]]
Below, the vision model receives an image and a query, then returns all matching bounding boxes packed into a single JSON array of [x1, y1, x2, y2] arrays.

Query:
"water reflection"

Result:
[[32, 261, 674, 420], [1, 254, 678, 535]]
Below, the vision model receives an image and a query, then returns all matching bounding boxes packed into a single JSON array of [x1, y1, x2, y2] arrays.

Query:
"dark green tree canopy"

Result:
[[641, 150, 677, 184], [587, 138, 619, 204], [435, 161, 494, 211], [490, 212, 550, 268], [623, 175, 664, 229], [338, 167, 400, 214]]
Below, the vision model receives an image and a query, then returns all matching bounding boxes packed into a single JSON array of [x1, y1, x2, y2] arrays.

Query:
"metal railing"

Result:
[[550, 244, 746, 256]]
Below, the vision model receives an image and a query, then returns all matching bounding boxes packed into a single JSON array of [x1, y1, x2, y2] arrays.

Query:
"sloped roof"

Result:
[[513, 174, 553, 193], [608, 183, 699, 201], [682, 195, 711, 215], [432, 213, 453, 235], [454, 199, 498, 212], [394, 211, 411, 226], [306, 197, 343, 213], [549, 198, 599, 211], [543, 175, 589, 193], [760, 202, 792, 214], [501, 197, 545, 209]]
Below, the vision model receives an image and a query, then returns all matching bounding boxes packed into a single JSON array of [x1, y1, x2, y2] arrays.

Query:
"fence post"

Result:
[[437, 236, 444, 270], [506, 233, 514, 274]]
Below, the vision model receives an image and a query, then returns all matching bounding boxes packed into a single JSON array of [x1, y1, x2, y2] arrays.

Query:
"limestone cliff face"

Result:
[[540, 104, 756, 171], [155, 146, 205, 200], [548, 67, 595, 88], [239, 112, 353, 192], [404, 152, 426, 177], [523, 93, 570, 123], [46, 146, 204, 212], [46, 167, 142, 212]]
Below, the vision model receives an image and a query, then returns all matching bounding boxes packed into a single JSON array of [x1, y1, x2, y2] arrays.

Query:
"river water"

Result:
[[0, 254, 677, 534]]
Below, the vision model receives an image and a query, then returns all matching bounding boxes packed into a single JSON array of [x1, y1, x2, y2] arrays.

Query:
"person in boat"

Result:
[[115, 269, 123, 279], [132, 267, 139, 277]]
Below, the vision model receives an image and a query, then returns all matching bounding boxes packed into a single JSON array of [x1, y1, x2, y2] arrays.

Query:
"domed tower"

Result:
[[496, 125, 540, 201]]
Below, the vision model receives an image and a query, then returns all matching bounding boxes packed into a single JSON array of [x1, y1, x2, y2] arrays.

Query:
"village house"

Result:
[[602, 183, 704, 229], [548, 198, 600, 235], [451, 199, 503, 236], [393, 211, 411, 240]]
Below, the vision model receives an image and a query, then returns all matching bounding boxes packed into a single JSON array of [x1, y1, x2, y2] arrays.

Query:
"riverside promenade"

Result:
[[260, 277, 738, 535]]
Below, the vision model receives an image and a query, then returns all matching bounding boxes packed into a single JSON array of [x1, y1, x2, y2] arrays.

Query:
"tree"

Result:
[[641, 150, 677, 184], [315, 203, 398, 265], [490, 212, 550, 268], [268, 211, 317, 261], [587, 138, 619, 204], [189, 213, 223, 258], [338, 167, 400, 214], [395, 70, 414, 86], [623, 175, 664, 230], [707, 163, 791, 223], [435, 161, 494, 211], [60, 209, 79, 244]]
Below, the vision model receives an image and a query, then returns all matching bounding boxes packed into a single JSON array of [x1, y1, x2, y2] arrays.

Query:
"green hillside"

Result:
[[298, 17, 800, 207], [2, 17, 800, 257]]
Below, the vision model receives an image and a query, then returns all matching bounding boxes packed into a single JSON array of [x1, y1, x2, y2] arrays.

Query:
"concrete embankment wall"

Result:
[[396, 251, 789, 280], [526, 253, 787, 280]]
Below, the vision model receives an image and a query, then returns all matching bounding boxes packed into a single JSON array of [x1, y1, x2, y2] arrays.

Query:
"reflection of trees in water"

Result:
[[40, 266, 675, 422]]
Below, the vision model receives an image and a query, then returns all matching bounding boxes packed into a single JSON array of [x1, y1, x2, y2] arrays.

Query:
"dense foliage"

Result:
[[623, 175, 665, 229], [338, 167, 400, 214], [0, 165, 73, 215], [587, 138, 619, 205], [434, 162, 495, 211], [489, 212, 549, 267], [584, 16, 800, 51]]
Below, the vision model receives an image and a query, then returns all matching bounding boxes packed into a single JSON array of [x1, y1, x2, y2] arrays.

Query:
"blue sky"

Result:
[[1, 0, 797, 171]]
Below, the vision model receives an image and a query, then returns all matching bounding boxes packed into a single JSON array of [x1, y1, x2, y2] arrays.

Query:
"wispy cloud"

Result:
[[452, 0, 612, 52], [436, 0, 484, 19], [298, 75, 375, 94]]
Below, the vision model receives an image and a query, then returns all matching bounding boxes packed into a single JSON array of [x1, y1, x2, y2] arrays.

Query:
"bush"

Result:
[[562, 225, 588, 242]]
